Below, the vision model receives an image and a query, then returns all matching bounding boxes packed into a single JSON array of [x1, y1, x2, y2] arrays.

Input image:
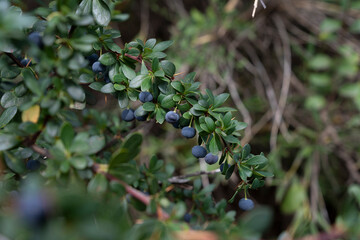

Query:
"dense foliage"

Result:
[[0, 0, 273, 239]]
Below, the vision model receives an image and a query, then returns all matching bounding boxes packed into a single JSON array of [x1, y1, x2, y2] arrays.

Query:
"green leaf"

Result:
[[99, 52, 116, 66], [3, 151, 25, 174], [281, 181, 306, 214], [129, 75, 147, 88], [143, 102, 155, 111], [87, 135, 105, 154], [109, 163, 140, 184], [141, 76, 152, 91], [145, 38, 156, 48], [244, 155, 268, 166], [214, 93, 229, 108], [222, 135, 240, 144], [92, 0, 111, 26], [114, 84, 126, 91], [161, 94, 175, 108], [171, 81, 184, 93], [67, 86, 86, 102], [117, 91, 129, 109], [100, 83, 115, 93], [76, 0, 92, 15], [308, 54, 332, 70], [122, 65, 136, 80], [209, 134, 221, 154], [88, 174, 108, 194], [161, 60, 176, 77], [60, 123, 74, 150], [155, 108, 166, 124], [205, 117, 215, 132], [242, 144, 251, 160], [320, 18, 341, 33], [0, 106, 17, 128], [153, 40, 173, 52], [225, 164, 235, 180], [70, 156, 88, 169], [22, 68, 42, 96], [109, 133, 142, 166], [0, 134, 20, 151], [89, 82, 104, 91], [238, 165, 252, 181]]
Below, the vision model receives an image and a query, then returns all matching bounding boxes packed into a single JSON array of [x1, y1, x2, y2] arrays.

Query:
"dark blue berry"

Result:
[[238, 198, 254, 211], [92, 61, 106, 73], [139, 92, 153, 103], [181, 127, 196, 139], [26, 160, 41, 171], [86, 53, 99, 66], [20, 58, 32, 67], [19, 192, 48, 227], [121, 109, 135, 122], [184, 213, 192, 223], [28, 32, 44, 48], [204, 153, 218, 165], [165, 111, 180, 123], [192, 146, 207, 158]]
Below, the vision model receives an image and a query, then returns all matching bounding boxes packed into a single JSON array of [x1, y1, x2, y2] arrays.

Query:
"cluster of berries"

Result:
[[88, 53, 111, 83], [165, 111, 218, 165]]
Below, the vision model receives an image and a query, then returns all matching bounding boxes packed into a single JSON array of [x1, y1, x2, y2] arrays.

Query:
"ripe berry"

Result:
[[238, 198, 254, 211], [121, 109, 135, 122], [20, 58, 31, 67], [204, 153, 218, 165], [181, 127, 196, 139], [28, 32, 44, 48], [26, 160, 41, 171], [165, 111, 179, 123], [184, 213, 192, 223], [92, 61, 106, 73], [139, 92, 153, 103], [87, 53, 99, 66], [192, 146, 207, 158]]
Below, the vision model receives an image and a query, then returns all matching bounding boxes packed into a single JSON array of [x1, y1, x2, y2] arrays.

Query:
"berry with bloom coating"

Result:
[[87, 53, 99, 66], [181, 127, 196, 138], [121, 109, 135, 122], [28, 32, 44, 48], [20, 58, 32, 67], [192, 146, 207, 158], [165, 111, 179, 123], [184, 213, 192, 223], [238, 198, 254, 211], [204, 153, 218, 165], [139, 92, 153, 103], [92, 61, 106, 73], [26, 160, 41, 171]]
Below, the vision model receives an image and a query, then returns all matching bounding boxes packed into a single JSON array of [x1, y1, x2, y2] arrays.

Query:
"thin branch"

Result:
[[270, 15, 292, 150], [5, 52, 23, 68], [93, 163, 170, 220], [168, 169, 220, 184]]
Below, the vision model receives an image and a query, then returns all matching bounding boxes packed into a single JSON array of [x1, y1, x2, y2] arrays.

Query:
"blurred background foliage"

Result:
[[113, 0, 360, 238], [1, 0, 360, 239]]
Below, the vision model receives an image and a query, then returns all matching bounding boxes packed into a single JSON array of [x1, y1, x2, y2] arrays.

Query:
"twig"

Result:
[[5, 52, 23, 67], [252, 0, 266, 18], [168, 169, 220, 184], [93, 163, 170, 220], [270, 15, 292, 150]]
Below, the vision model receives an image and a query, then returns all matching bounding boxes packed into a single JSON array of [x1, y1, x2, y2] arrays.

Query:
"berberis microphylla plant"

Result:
[[0, 0, 273, 238]]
